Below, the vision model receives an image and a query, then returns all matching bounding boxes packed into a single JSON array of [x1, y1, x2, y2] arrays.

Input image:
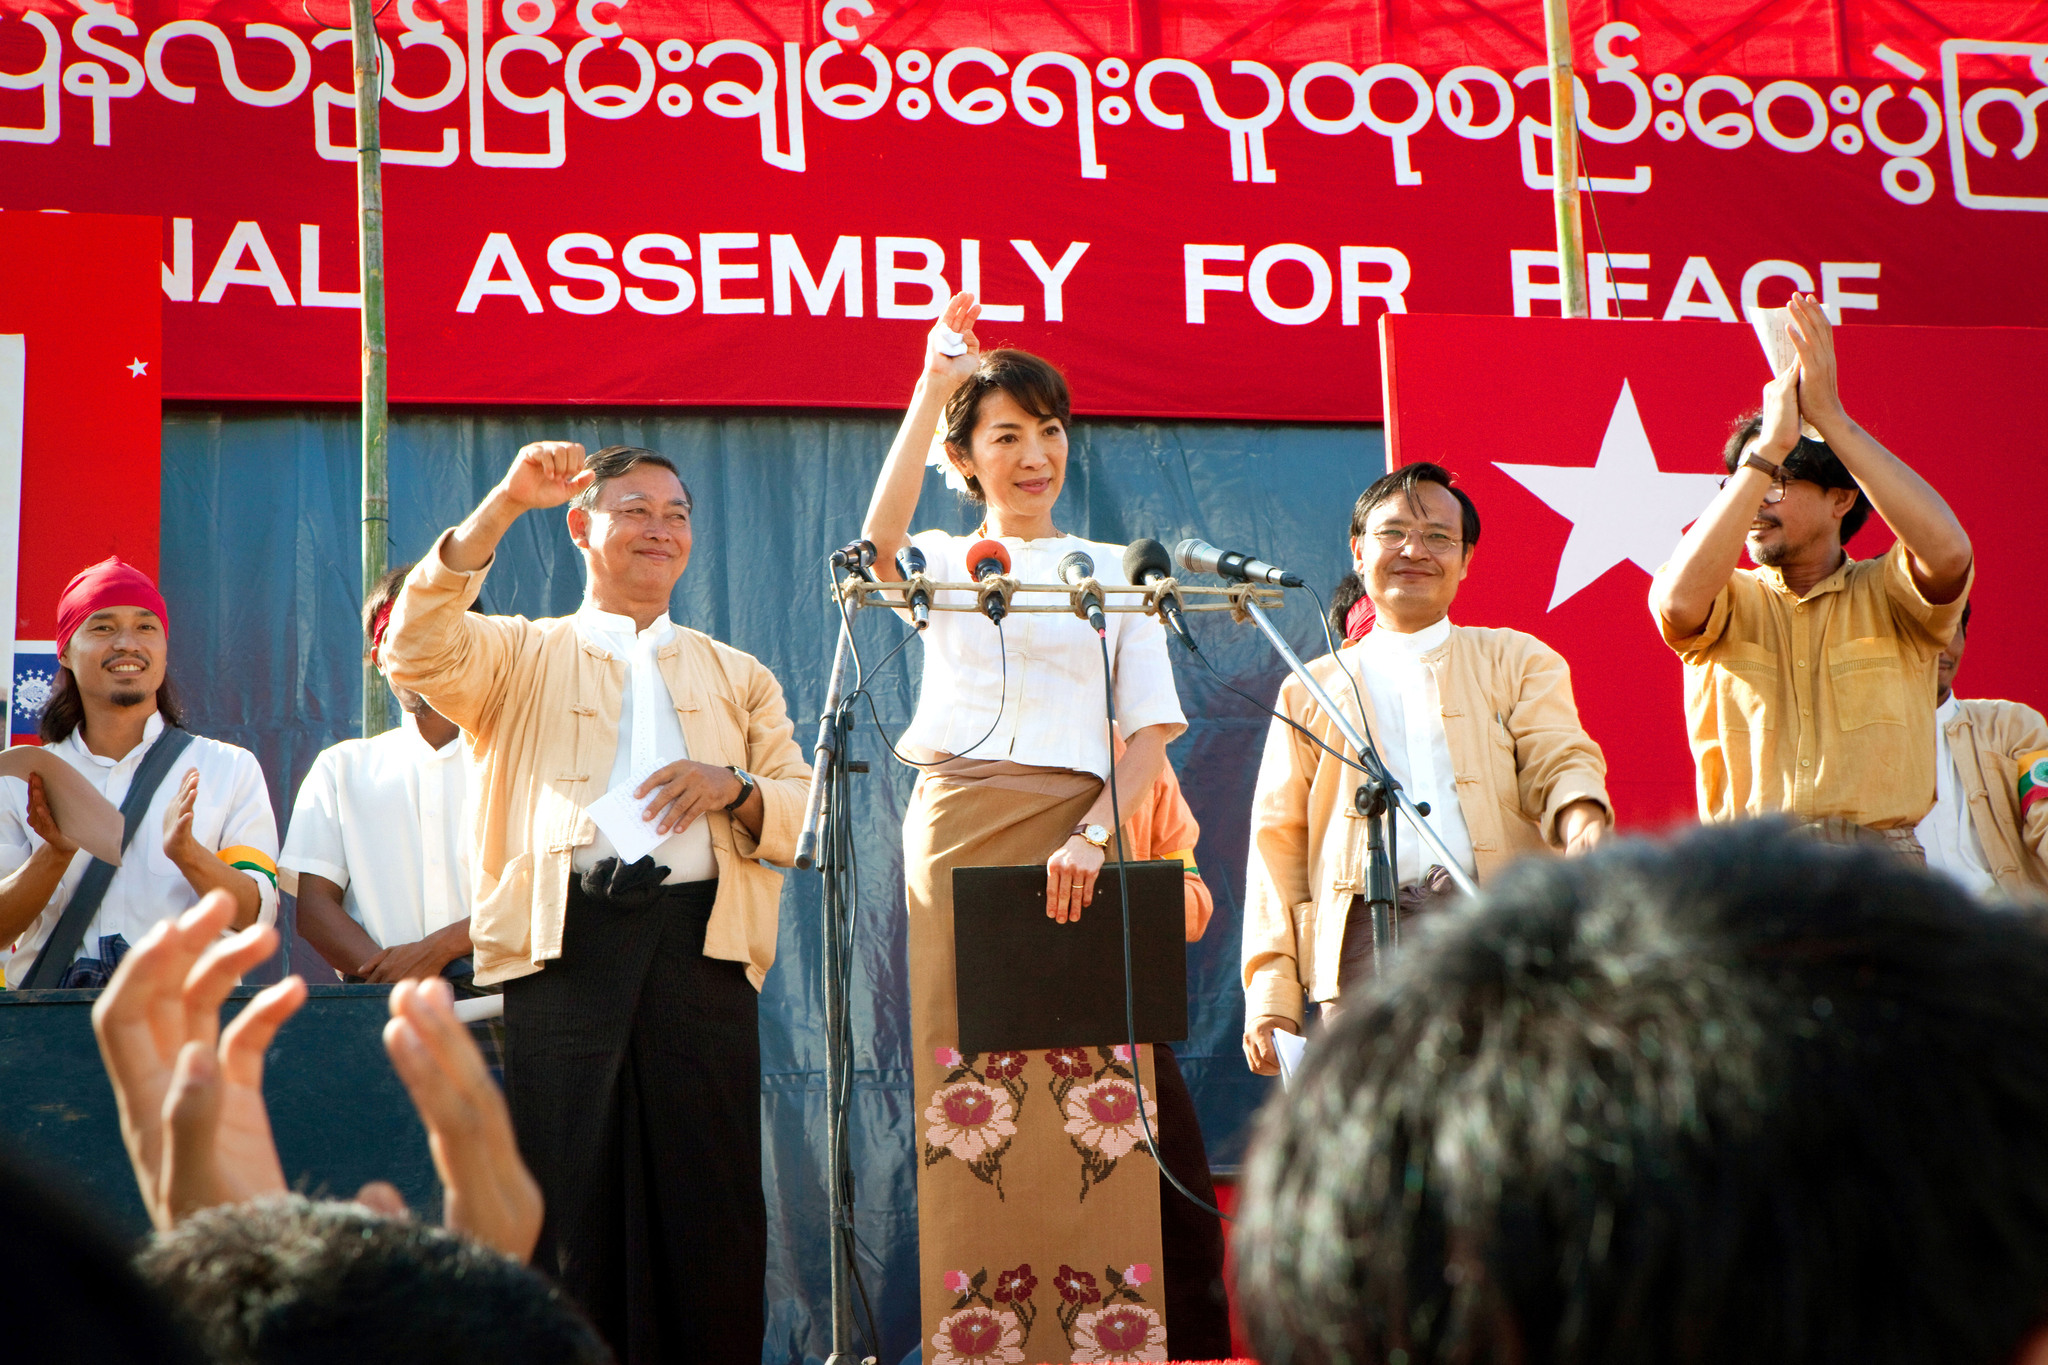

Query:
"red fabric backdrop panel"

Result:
[[1381, 312, 2047, 830], [0, 210, 162, 743], [0, 210, 162, 633]]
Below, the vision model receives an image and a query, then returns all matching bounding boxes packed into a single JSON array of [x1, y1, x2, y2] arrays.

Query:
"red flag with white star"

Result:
[[1382, 312, 2047, 829], [0, 211, 162, 744]]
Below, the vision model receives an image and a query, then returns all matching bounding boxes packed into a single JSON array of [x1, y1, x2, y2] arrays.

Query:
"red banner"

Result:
[[3, 2, 2045, 418], [1381, 312, 2045, 828]]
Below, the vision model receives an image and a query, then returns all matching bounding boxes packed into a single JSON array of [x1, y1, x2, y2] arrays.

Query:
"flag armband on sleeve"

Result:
[[1165, 847, 1199, 876], [218, 845, 279, 888], [2019, 752, 2048, 817]]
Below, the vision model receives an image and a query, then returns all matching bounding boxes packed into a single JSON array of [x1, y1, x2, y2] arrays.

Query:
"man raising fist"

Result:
[[382, 441, 811, 1365]]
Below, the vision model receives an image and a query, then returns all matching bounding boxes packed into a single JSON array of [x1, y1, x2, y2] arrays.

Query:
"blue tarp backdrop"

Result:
[[159, 404, 1385, 1364]]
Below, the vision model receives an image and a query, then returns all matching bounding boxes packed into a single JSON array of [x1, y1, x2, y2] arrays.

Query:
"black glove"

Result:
[[579, 855, 673, 910]]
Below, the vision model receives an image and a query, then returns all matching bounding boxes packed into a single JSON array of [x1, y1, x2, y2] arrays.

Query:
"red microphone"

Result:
[[966, 538, 1011, 624]]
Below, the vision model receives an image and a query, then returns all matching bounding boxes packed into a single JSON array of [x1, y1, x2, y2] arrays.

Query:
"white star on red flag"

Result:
[[1494, 380, 1726, 610], [126, 358, 148, 377]]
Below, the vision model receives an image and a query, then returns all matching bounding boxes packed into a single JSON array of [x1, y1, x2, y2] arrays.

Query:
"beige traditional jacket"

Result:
[[1948, 698, 2048, 901], [1242, 625, 1611, 1026], [383, 534, 811, 988]]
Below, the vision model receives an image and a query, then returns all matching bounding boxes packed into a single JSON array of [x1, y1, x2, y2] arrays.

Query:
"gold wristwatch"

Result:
[[1070, 822, 1111, 849]]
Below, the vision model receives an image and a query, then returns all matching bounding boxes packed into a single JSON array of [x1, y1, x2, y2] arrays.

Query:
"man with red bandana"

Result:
[[0, 557, 278, 987]]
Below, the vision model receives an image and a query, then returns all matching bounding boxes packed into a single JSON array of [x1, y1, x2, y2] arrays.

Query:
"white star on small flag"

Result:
[[126, 358, 148, 377], [1495, 380, 1726, 610]]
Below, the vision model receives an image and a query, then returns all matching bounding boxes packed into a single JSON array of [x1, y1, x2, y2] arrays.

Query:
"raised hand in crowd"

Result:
[[91, 889, 542, 1262], [383, 976, 543, 1262], [864, 291, 984, 575], [91, 894, 296, 1229]]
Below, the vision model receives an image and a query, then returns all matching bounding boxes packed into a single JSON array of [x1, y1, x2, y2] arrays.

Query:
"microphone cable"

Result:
[[1092, 627, 1231, 1224], [828, 552, 1010, 772]]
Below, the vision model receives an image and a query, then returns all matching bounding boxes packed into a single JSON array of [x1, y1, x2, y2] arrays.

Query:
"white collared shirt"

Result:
[[0, 712, 279, 984], [899, 530, 1186, 778], [1916, 695, 1997, 898], [1348, 617, 1477, 885], [280, 712, 475, 950], [570, 602, 718, 884]]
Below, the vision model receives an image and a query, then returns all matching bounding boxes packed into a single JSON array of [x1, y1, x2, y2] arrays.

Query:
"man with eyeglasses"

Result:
[[1650, 294, 1972, 855], [1241, 461, 1612, 1074]]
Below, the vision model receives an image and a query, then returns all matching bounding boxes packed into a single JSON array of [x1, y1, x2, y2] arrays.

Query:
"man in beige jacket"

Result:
[[1241, 463, 1611, 1074], [1914, 605, 2048, 901], [383, 440, 810, 1365]]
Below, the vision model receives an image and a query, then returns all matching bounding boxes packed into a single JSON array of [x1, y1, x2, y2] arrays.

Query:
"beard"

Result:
[[1752, 538, 1792, 567], [107, 684, 152, 709]]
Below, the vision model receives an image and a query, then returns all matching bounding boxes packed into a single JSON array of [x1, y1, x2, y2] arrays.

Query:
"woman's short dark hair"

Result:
[[941, 350, 1072, 504], [39, 668, 185, 745], [1723, 411, 1873, 541], [1349, 461, 1481, 550]]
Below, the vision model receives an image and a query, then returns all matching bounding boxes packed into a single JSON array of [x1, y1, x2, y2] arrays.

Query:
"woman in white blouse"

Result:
[[862, 293, 1201, 1362]]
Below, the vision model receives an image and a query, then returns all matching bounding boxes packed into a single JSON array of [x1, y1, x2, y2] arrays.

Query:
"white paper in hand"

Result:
[[585, 782, 667, 866], [1274, 1028, 1308, 1090]]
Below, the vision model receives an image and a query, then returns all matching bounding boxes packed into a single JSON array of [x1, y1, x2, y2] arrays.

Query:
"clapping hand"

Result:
[[91, 894, 296, 1231], [25, 772, 78, 857], [92, 890, 544, 1262], [1785, 293, 1847, 433]]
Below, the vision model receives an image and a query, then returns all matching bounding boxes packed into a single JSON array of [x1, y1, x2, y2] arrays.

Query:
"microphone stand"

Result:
[[1236, 597, 1479, 969], [795, 574, 866, 1365]]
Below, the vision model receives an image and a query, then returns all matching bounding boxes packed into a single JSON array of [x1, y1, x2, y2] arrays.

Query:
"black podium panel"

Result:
[[0, 985, 437, 1238], [952, 861, 1188, 1054]]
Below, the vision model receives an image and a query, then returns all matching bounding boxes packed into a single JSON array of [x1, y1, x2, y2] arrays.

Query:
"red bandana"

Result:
[[56, 556, 167, 659], [1343, 595, 1377, 643], [369, 600, 395, 668]]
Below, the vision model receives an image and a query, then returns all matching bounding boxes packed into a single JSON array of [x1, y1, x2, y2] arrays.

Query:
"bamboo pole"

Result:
[[350, 0, 391, 736], [1542, 0, 1589, 318]]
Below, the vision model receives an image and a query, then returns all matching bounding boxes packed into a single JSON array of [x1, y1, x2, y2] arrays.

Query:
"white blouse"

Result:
[[899, 529, 1186, 780]]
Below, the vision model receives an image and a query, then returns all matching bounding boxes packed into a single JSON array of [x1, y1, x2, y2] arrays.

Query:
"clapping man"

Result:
[[0, 558, 277, 988], [1650, 293, 1972, 850]]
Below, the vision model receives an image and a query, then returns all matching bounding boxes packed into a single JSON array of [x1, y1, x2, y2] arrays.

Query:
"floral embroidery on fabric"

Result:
[[1048, 1047, 1158, 1199], [1055, 1264, 1161, 1359], [937, 1265, 1036, 1363], [923, 1049, 1029, 1197]]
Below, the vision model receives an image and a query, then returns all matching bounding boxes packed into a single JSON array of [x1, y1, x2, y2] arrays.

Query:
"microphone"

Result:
[[832, 538, 878, 582], [1123, 538, 1195, 652], [1174, 537, 1305, 588], [965, 537, 1011, 624], [896, 546, 931, 631], [1057, 550, 1107, 634]]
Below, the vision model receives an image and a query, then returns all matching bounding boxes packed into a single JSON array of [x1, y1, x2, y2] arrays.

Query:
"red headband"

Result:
[[1343, 595, 1377, 643], [56, 556, 167, 659], [369, 600, 396, 667]]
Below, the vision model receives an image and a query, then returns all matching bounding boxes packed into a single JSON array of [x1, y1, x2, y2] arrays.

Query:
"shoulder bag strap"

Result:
[[20, 727, 198, 989]]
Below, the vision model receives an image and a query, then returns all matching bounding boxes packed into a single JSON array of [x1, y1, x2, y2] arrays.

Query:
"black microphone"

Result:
[[965, 537, 1011, 624], [896, 546, 931, 631], [1173, 537, 1305, 588], [1057, 550, 1107, 634], [831, 538, 878, 582], [1123, 538, 1195, 652]]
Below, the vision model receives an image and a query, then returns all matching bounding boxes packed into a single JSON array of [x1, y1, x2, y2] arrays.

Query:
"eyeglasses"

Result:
[[1367, 528, 1463, 555], [1719, 474, 1792, 504]]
